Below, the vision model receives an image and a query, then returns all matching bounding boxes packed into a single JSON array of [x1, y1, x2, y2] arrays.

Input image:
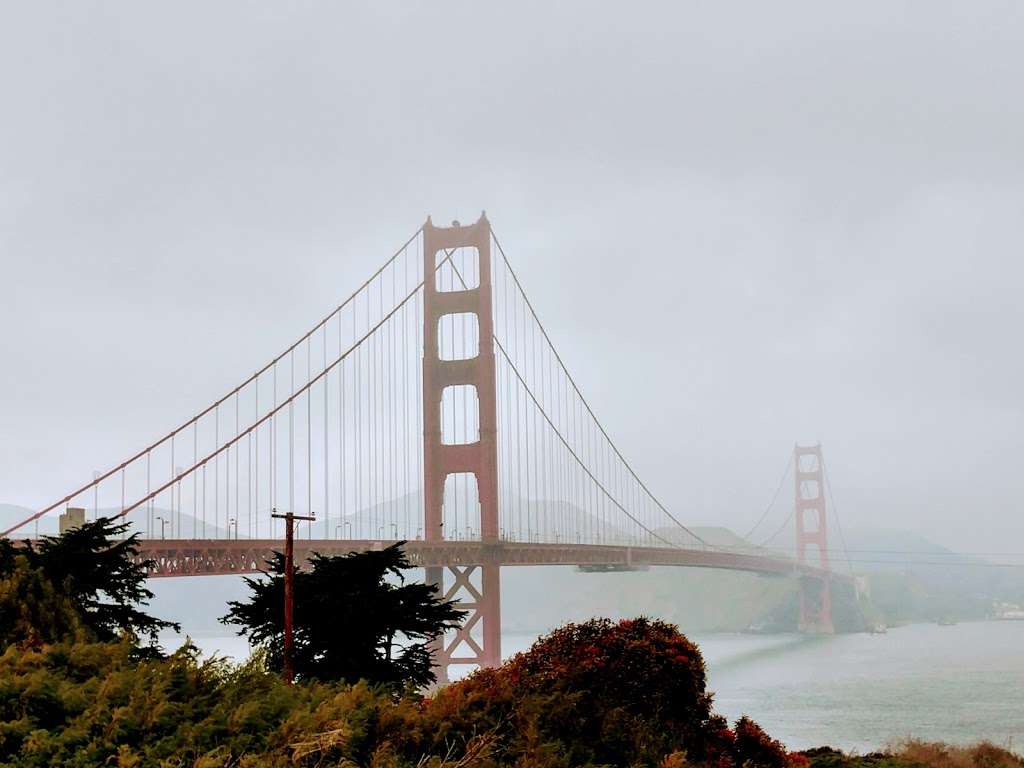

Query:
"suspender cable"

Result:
[[392, 258, 398, 537], [356, 303, 362, 537], [307, 336, 312, 530], [324, 325, 329, 539], [3, 228, 423, 540], [235, 393, 240, 537], [111, 276, 428, 522], [272, 360, 278, 536], [289, 351, 295, 519], [342, 309, 350, 532], [402, 248, 410, 538], [214, 404, 219, 536], [491, 230, 708, 549]]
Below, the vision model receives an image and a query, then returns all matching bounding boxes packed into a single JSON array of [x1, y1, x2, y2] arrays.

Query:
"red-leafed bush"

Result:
[[701, 713, 798, 768], [423, 617, 717, 767], [733, 715, 790, 768], [702, 714, 741, 768]]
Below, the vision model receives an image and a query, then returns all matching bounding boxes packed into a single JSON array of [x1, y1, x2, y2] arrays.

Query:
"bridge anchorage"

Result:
[[4, 212, 853, 681]]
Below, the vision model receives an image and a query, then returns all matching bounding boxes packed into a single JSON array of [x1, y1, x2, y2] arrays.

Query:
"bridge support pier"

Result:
[[427, 562, 501, 684], [422, 214, 503, 682], [794, 444, 834, 634]]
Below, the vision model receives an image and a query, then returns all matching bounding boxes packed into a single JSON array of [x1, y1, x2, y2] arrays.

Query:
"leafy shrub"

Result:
[[799, 742, 1024, 768], [419, 617, 717, 767], [0, 519, 176, 651], [0, 638, 372, 767], [733, 715, 789, 768], [0, 555, 85, 649], [11, 613, 1012, 768], [890, 740, 1024, 768]]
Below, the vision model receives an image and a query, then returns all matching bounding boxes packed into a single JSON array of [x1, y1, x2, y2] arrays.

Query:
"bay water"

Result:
[[162, 621, 1024, 752]]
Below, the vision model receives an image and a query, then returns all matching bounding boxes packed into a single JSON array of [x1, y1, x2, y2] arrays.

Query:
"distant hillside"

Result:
[[655, 525, 761, 550], [0, 503, 232, 540], [0, 504, 58, 536], [841, 528, 1024, 623]]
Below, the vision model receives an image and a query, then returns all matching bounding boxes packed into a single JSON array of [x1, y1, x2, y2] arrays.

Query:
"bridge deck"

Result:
[[132, 538, 842, 581]]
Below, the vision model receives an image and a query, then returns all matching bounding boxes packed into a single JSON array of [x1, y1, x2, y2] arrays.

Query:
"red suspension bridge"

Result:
[[3, 214, 850, 680]]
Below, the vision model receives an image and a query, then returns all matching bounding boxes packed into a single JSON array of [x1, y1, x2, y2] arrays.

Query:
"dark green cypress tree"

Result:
[[0, 518, 178, 649], [222, 543, 465, 687]]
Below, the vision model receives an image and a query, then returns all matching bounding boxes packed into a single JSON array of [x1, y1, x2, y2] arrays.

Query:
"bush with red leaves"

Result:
[[423, 617, 717, 766], [734, 715, 790, 768], [701, 713, 803, 768]]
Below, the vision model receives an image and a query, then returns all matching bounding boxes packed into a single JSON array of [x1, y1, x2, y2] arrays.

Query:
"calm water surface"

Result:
[[163, 621, 1024, 752]]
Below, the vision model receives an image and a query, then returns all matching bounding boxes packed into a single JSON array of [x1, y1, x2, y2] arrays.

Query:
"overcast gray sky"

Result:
[[1, 1, 1022, 553]]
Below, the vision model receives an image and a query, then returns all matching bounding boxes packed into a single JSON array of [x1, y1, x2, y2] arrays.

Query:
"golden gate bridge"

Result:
[[2, 213, 849, 680]]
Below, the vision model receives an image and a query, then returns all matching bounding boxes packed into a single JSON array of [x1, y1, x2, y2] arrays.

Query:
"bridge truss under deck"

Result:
[[131, 538, 838, 580]]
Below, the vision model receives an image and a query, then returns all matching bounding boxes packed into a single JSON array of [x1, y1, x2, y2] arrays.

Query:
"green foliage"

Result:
[[1, 525, 1016, 767], [0, 519, 177, 650], [222, 543, 466, 687], [2, 607, 1017, 768], [0, 555, 85, 648], [0, 637, 369, 767], [799, 742, 1024, 768], [0, 613, 808, 768]]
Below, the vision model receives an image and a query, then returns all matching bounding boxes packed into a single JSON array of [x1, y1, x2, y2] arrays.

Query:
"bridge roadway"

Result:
[[132, 538, 844, 582]]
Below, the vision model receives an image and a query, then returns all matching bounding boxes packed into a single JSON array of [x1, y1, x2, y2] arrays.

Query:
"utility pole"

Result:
[[271, 508, 315, 684]]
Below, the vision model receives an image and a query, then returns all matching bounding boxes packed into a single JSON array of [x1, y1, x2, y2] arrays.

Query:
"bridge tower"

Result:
[[422, 214, 501, 682], [794, 443, 834, 633]]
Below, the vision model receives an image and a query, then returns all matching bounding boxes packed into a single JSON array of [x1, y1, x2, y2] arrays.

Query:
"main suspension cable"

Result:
[[3, 227, 423, 537], [741, 453, 793, 541]]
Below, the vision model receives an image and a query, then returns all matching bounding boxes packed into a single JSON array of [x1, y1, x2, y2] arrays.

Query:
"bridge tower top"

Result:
[[421, 213, 498, 543]]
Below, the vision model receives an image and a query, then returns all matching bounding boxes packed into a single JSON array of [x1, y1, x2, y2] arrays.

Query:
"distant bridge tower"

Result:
[[794, 444, 834, 633], [422, 214, 501, 682]]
